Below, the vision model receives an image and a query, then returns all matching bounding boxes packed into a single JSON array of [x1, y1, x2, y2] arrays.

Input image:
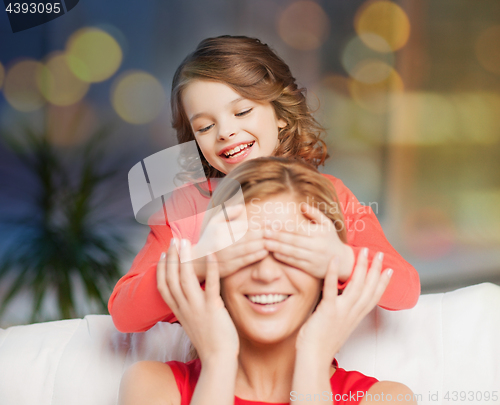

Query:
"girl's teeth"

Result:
[[224, 142, 254, 157]]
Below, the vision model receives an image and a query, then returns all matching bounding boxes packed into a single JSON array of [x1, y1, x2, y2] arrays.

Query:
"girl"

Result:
[[118, 157, 416, 405], [108, 35, 420, 333]]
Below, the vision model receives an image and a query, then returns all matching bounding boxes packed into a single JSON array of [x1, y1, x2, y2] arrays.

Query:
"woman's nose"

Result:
[[250, 254, 283, 283]]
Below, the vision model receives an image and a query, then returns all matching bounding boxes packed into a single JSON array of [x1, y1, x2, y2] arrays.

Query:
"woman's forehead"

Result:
[[246, 196, 308, 231]]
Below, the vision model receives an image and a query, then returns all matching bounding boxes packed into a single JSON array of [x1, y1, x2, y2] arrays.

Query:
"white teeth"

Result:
[[248, 294, 289, 305], [223, 142, 254, 157]]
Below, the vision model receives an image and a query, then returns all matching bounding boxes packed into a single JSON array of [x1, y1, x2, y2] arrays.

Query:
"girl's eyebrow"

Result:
[[189, 97, 247, 123]]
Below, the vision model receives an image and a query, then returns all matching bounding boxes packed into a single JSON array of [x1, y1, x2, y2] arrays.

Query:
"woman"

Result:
[[118, 158, 416, 405]]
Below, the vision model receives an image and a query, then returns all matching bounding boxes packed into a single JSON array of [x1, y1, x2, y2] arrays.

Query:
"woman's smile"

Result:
[[244, 293, 292, 314]]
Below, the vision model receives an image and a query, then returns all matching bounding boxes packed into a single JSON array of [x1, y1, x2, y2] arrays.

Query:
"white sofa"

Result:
[[1, 283, 499, 405]]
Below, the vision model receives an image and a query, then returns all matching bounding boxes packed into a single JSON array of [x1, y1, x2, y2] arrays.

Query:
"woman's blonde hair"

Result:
[[171, 35, 330, 182], [203, 156, 346, 243]]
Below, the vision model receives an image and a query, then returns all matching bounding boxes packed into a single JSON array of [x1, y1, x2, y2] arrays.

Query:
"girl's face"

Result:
[[220, 193, 322, 345], [182, 80, 287, 174]]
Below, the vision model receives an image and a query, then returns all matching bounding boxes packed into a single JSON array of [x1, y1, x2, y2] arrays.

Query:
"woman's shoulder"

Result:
[[165, 359, 202, 404], [119, 360, 181, 405], [330, 359, 379, 397]]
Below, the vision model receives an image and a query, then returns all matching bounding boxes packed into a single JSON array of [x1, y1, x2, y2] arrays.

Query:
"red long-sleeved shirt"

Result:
[[108, 174, 420, 333]]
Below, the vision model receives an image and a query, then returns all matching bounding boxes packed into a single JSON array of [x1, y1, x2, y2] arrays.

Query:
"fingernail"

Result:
[[180, 239, 188, 249], [170, 239, 175, 247], [334, 256, 340, 265], [377, 252, 384, 261], [160, 252, 166, 260], [387, 269, 393, 278], [363, 247, 369, 257]]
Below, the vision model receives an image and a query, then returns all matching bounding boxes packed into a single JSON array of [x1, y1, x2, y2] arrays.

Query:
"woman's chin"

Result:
[[238, 320, 299, 346]]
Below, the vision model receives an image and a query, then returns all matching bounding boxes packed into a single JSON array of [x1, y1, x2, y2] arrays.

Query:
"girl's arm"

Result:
[[108, 224, 178, 333], [324, 174, 420, 310]]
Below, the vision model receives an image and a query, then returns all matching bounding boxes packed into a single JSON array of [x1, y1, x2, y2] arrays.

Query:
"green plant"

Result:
[[0, 125, 133, 323]]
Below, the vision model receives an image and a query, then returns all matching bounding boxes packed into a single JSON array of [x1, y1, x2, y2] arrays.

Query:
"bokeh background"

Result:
[[1, 0, 499, 327]]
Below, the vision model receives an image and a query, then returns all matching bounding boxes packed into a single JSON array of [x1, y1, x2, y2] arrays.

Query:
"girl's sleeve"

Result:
[[323, 174, 421, 310], [107, 222, 179, 332], [108, 182, 209, 333]]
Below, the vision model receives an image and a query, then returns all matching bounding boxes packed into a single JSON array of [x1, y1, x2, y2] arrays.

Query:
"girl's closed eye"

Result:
[[235, 108, 252, 117], [198, 123, 214, 133]]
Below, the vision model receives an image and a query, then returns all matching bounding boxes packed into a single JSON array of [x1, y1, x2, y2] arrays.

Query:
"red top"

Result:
[[108, 174, 420, 332], [167, 358, 378, 405]]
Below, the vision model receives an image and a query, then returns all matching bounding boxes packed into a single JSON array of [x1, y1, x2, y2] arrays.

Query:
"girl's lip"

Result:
[[244, 294, 291, 314], [219, 142, 254, 164]]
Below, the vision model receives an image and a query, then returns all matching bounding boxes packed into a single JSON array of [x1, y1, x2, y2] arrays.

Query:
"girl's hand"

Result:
[[295, 248, 392, 365], [263, 202, 354, 280], [192, 204, 269, 279], [156, 239, 239, 363]]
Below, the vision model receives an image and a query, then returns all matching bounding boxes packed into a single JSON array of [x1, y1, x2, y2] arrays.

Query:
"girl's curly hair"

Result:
[[171, 35, 329, 182]]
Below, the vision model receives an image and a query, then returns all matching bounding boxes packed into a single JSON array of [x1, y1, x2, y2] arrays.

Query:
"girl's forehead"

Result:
[[182, 80, 247, 117]]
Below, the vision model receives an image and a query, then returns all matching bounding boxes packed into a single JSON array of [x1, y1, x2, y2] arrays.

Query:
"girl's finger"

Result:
[[223, 203, 244, 221], [264, 237, 312, 260], [263, 227, 312, 249], [300, 202, 332, 227], [230, 249, 269, 270], [205, 253, 221, 304], [322, 256, 340, 302], [272, 251, 310, 272]]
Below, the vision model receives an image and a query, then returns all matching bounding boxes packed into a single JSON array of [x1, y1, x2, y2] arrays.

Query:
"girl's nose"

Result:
[[250, 254, 283, 283], [217, 118, 237, 141]]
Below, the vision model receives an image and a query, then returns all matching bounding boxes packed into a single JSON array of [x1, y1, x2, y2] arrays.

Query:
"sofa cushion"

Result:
[[0, 283, 499, 405]]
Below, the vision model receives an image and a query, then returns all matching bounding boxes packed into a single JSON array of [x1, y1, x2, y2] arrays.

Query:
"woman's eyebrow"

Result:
[[189, 97, 247, 123]]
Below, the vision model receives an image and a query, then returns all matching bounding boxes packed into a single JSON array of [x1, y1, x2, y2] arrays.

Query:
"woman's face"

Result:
[[220, 193, 322, 345], [182, 80, 287, 174]]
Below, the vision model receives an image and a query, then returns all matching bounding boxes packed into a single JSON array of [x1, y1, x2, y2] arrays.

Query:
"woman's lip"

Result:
[[244, 295, 291, 314], [219, 142, 254, 164]]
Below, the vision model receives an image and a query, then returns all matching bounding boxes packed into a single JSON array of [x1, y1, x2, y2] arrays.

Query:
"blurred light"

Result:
[[475, 25, 500, 75], [37, 52, 89, 106], [389, 93, 457, 144], [351, 59, 393, 84], [349, 68, 404, 114], [451, 92, 500, 144], [403, 206, 455, 259], [66, 27, 122, 83], [111, 70, 166, 125], [46, 102, 98, 146], [389, 92, 500, 145], [0, 62, 4, 90], [93, 23, 129, 57], [341, 35, 394, 81], [3, 59, 45, 112], [355, 0, 411, 52], [277, 1, 330, 51], [321, 74, 351, 97], [457, 190, 500, 245]]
